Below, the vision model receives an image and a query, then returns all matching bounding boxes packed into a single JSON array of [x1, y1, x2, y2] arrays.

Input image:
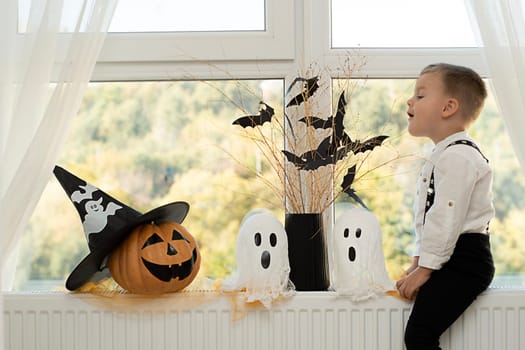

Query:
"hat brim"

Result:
[[65, 201, 190, 291]]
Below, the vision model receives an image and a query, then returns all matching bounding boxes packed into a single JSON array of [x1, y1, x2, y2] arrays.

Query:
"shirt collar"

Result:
[[433, 131, 470, 153]]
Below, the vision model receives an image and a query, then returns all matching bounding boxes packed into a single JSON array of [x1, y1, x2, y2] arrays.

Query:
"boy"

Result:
[[396, 63, 495, 349]]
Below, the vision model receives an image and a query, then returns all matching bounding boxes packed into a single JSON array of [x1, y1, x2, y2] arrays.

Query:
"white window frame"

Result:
[[92, 0, 488, 82], [310, 0, 488, 79], [93, 0, 295, 81], [20, 0, 522, 292], [89, 0, 490, 233]]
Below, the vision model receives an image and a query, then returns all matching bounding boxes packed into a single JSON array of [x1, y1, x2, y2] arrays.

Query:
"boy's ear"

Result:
[[442, 98, 459, 118]]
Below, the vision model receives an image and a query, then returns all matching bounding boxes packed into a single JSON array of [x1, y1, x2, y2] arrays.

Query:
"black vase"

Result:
[[285, 213, 330, 291]]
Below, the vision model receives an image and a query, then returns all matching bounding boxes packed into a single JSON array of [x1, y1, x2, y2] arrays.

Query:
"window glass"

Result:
[[15, 80, 283, 291], [109, 0, 265, 32], [16, 78, 525, 291], [333, 78, 525, 288], [331, 0, 477, 48], [18, 0, 265, 33]]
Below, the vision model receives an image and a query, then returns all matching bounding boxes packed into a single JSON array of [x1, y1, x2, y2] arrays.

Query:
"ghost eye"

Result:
[[344, 228, 349, 238], [254, 232, 262, 246], [269, 233, 277, 247], [172, 229, 189, 242], [355, 228, 362, 238], [142, 233, 164, 249]]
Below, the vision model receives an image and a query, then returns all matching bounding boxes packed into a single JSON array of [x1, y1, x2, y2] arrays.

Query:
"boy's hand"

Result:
[[395, 266, 433, 300]]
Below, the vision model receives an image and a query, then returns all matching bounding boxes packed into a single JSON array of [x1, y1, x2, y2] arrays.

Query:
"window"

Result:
[[331, 0, 476, 48], [334, 79, 525, 287], [97, 0, 293, 63], [16, 80, 283, 290], [19, 0, 266, 33], [15, 0, 525, 290], [109, 0, 265, 32]]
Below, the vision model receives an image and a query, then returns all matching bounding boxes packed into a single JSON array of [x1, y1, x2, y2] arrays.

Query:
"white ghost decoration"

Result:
[[331, 208, 395, 301], [83, 198, 122, 235], [222, 209, 294, 307]]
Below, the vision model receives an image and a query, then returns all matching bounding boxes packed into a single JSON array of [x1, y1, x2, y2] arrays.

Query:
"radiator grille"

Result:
[[3, 290, 525, 350]]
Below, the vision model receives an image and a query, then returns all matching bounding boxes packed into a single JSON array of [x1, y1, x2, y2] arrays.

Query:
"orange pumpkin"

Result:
[[108, 221, 201, 294]]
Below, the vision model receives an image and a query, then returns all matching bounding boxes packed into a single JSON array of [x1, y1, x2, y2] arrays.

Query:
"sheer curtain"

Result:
[[466, 0, 525, 170], [0, 0, 117, 290]]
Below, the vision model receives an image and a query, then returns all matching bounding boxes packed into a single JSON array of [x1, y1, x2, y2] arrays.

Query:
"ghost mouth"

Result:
[[141, 248, 198, 282], [261, 250, 271, 269], [348, 246, 356, 262]]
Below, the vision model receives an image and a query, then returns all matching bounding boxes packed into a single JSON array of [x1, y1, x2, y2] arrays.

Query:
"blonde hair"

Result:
[[421, 63, 487, 124]]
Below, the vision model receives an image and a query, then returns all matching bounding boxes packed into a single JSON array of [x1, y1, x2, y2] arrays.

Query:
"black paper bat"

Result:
[[332, 91, 350, 142], [328, 135, 388, 168], [300, 92, 351, 150], [349, 135, 389, 154], [300, 92, 345, 129], [282, 137, 333, 170], [341, 165, 369, 209], [232, 102, 275, 128], [298, 115, 328, 128], [299, 114, 335, 133], [286, 76, 320, 107], [283, 134, 389, 172], [300, 91, 345, 126], [281, 135, 359, 172], [283, 87, 389, 172], [302, 92, 389, 154], [283, 133, 388, 171]]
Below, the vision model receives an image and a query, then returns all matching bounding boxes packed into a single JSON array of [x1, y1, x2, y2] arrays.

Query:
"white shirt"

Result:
[[413, 131, 495, 270]]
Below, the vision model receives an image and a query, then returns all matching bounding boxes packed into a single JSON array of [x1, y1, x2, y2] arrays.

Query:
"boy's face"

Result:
[[406, 72, 451, 143]]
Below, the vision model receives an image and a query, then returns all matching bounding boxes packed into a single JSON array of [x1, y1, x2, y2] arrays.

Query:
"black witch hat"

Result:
[[53, 165, 190, 291]]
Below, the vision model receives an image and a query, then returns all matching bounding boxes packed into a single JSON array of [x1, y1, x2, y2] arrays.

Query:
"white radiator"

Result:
[[3, 289, 525, 350]]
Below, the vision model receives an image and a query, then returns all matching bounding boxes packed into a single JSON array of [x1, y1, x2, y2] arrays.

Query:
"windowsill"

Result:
[[10, 274, 525, 293], [4, 282, 525, 294], [489, 275, 525, 289], [3, 287, 525, 321]]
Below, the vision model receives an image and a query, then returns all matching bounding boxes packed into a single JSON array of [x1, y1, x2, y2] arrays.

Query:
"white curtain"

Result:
[[465, 0, 525, 170], [0, 0, 117, 290]]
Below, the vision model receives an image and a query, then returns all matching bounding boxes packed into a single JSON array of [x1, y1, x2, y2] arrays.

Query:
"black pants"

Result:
[[404, 233, 495, 350]]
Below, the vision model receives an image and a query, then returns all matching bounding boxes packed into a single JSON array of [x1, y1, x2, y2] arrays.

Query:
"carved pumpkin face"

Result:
[[108, 221, 201, 294]]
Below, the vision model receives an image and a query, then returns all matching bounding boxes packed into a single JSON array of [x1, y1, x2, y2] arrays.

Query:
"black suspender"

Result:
[[448, 139, 488, 162], [424, 140, 489, 222]]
